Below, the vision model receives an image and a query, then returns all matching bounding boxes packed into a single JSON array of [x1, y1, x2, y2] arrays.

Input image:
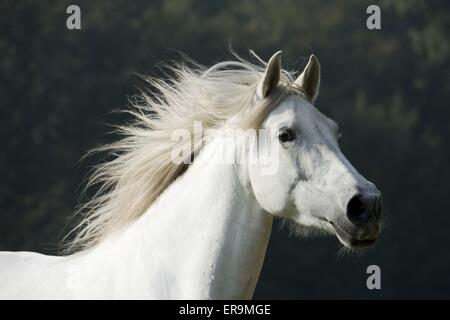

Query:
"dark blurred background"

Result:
[[0, 0, 449, 298]]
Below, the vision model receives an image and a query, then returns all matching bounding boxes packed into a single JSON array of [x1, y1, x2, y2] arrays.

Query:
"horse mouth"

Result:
[[329, 221, 377, 249]]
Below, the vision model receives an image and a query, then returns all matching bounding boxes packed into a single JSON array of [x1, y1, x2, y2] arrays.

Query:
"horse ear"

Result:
[[294, 54, 321, 103], [256, 51, 282, 98]]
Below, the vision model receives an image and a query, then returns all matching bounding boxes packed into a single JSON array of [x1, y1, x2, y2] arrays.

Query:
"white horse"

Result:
[[0, 51, 382, 299]]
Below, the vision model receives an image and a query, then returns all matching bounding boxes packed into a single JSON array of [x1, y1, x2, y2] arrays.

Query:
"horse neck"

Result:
[[99, 134, 273, 299]]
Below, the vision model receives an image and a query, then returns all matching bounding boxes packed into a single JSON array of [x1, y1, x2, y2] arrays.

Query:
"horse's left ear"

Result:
[[256, 51, 282, 98], [294, 54, 321, 103]]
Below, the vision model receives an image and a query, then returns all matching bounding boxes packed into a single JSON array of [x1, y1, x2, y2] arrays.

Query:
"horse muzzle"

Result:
[[331, 191, 383, 249]]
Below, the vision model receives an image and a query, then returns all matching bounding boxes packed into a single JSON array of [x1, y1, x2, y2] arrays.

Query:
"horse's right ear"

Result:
[[294, 54, 321, 103], [256, 51, 282, 98]]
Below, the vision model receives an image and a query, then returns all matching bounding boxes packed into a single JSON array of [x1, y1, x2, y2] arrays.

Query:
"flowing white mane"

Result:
[[65, 53, 305, 253]]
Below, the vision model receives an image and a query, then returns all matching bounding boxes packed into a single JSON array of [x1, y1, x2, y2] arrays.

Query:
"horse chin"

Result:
[[329, 221, 377, 250]]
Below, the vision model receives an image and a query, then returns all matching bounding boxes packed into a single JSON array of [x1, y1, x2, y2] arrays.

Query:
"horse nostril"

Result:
[[347, 194, 369, 225], [347, 193, 383, 226]]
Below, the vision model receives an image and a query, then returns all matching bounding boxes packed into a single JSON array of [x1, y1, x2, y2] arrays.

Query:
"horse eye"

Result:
[[278, 128, 296, 143]]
